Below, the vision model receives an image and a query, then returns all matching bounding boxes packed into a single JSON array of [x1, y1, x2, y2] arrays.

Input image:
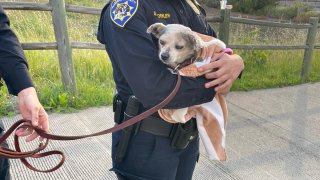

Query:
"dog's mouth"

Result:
[[160, 50, 200, 71], [177, 59, 194, 68], [165, 58, 194, 72], [173, 54, 200, 71]]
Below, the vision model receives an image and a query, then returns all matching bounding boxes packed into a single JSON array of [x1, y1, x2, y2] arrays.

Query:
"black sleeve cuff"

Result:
[[163, 76, 216, 109], [5, 68, 34, 96]]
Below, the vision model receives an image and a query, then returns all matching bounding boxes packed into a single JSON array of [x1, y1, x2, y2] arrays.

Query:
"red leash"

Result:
[[0, 73, 181, 172]]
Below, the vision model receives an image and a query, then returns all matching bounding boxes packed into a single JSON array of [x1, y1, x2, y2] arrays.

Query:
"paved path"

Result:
[[1, 82, 320, 180]]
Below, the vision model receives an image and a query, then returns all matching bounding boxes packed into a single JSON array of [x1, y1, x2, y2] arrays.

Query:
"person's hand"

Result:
[[197, 53, 244, 96], [15, 87, 49, 142], [199, 43, 223, 60], [196, 33, 224, 60]]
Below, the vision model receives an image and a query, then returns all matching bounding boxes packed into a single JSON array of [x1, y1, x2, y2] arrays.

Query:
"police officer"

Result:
[[97, 0, 244, 179], [0, 6, 49, 179]]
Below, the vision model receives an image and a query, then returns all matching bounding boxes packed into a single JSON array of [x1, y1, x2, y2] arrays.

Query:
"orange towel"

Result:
[[158, 59, 228, 161]]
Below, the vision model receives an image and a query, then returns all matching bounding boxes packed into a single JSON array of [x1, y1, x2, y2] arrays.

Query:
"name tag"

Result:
[[153, 11, 171, 19]]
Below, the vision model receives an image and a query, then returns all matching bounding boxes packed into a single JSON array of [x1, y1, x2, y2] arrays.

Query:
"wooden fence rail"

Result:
[[214, 14, 319, 82], [1, 1, 319, 94]]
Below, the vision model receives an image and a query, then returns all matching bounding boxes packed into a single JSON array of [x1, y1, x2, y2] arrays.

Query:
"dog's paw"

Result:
[[171, 108, 189, 123], [205, 39, 226, 49]]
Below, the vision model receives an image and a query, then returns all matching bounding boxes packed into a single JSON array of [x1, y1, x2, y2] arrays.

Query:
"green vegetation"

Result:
[[260, 1, 320, 23], [203, 0, 320, 23], [0, 0, 319, 116], [0, 0, 113, 116], [232, 50, 320, 90], [229, 0, 278, 14], [199, 0, 277, 11], [227, 23, 320, 90]]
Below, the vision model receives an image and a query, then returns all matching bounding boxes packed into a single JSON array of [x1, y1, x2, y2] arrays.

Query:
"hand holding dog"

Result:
[[198, 53, 244, 95], [197, 33, 224, 59], [15, 87, 49, 142]]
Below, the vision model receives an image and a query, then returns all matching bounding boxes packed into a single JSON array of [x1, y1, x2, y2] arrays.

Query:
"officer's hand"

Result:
[[199, 43, 223, 60], [197, 53, 244, 96], [196, 33, 223, 60], [15, 87, 49, 142]]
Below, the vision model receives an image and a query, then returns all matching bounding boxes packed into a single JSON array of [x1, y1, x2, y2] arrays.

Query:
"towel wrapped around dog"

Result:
[[158, 58, 228, 161]]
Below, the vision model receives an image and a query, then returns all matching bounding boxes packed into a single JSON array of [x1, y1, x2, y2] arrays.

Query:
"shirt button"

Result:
[[179, 10, 184, 14]]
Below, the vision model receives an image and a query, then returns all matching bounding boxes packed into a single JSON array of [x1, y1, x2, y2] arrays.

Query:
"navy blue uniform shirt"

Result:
[[0, 6, 33, 95], [97, 0, 217, 109]]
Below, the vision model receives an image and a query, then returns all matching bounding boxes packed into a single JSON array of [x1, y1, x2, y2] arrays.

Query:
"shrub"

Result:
[[240, 50, 267, 67], [265, 1, 312, 19], [197, 0, 220, 8], [229, 0, 278, 14], [294, 11, 320, 23]]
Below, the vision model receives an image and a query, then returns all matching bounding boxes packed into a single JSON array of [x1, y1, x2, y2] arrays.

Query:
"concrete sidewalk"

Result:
[[1, 82, 320, 180]]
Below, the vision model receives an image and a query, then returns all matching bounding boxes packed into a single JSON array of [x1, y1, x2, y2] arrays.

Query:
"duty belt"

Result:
[[138, 116, 197, 138], [139, 116, 175, 138]]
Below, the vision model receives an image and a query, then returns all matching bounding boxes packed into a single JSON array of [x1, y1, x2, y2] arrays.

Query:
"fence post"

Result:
[[49, 0, 77, 94], [301, 17, 319, 82], [218, 9, 231, 46]]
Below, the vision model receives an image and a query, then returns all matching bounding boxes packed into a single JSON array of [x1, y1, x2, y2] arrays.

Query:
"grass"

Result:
[[0, 0, 319, 116], [232, 49, 320, 91], [226, 23, 320, 91], [0, 0, 113, 116]]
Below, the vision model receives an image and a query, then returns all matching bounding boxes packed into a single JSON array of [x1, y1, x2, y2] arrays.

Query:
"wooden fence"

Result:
[[1, 1, 319, 94]]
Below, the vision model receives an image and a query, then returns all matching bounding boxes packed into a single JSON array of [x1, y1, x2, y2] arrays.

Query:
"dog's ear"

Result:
[[182, 32, 203, 51], [147, 23, 166, 38]]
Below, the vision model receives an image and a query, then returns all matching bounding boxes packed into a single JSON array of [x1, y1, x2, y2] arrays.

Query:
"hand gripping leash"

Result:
[[0, 72, 181, 172]]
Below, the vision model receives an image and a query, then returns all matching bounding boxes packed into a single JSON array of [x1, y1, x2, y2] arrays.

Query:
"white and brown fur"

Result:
[[147, 23, 226, 70], [147, 23, 228, 161]]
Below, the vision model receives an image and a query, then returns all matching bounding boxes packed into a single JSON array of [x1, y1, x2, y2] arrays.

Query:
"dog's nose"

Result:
[[161, 53, 170, 61]]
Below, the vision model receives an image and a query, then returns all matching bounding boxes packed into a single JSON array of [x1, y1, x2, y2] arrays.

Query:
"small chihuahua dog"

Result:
[[147, 23, 229, 161], [147, 23, 226, 70]]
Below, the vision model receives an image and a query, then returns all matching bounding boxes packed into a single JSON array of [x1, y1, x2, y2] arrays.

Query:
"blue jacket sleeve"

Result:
[[0, 6, 33, 95], [98, 6, 215, 109]]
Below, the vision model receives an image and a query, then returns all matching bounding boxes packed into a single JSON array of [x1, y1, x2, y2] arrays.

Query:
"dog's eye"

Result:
[[159, 40, 165, 46], [175, 45, 184, 50]]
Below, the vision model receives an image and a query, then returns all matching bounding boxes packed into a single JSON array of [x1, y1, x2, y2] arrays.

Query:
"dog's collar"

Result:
[[173, 51, 199, 71], [173, 64, 181, 72]]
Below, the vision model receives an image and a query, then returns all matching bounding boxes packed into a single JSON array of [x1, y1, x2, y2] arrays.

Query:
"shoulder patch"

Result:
[[110, 0, 139, 28]]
